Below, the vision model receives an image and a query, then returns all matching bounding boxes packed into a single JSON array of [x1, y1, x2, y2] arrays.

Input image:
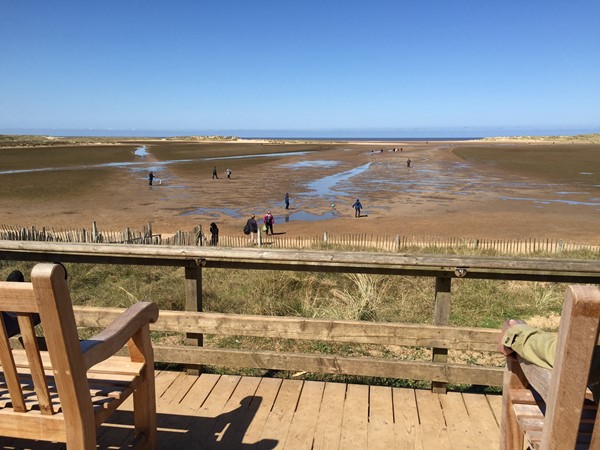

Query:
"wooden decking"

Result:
[[0, 370, 502, 449]]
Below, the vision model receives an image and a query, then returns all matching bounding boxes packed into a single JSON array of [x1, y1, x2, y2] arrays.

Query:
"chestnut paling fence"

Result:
[[1, 222, 598, 255]]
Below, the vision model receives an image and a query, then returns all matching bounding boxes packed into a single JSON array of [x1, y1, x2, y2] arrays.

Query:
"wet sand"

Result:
[[1, 139, 599, 245]]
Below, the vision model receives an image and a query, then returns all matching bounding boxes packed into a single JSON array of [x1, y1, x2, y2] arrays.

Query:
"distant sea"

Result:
[[1, 127, 598, 139]]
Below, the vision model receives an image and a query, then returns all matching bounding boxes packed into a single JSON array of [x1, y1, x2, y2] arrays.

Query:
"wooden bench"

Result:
[[0, 263, 159, 449], [500, 284, 600, 449]]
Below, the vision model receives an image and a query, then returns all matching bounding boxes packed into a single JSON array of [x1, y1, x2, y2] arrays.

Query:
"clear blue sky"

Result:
[[1, 0, 599, 137]]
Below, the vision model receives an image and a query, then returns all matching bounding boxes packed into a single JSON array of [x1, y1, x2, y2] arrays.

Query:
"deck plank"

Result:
[[284, 381, 326, 450], [439, 392, 477, 449], [238, 377, 283, 447], [339, 384, 369, 450], [158, 373, 221, 445], [393, 387, 423, 450], [368, 386, 395, 450], [98, 371, 200, 448], [312, 382, 347, 450], [203, 375, 262, 449], [486, 393, 503, 426], [257, 379, 304, 449], [463, 392, 501, 449], [183, 375, 242, 445], [415, 389, 452, 450]]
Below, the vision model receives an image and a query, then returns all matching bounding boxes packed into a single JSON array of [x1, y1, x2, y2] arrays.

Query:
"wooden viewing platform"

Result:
[[0, 371, 502, 449], [2, 242, 596, 448]]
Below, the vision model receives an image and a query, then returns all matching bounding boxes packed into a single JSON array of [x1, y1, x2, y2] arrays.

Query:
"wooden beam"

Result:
[[184, 263, 203, 375], [151, 346, 504, 386], [1, 241, 599, 282], [73, 308, 498, 352], [432, 276, 451, 393]]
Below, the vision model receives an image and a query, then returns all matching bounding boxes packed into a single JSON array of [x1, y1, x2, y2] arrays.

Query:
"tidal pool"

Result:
[[281, 211, 338, 222], [305, 163, 372, 197], [282, 160, 340, 169]]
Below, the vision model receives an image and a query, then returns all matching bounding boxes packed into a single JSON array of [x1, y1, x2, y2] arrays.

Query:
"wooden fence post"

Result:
[[185, 260, 203, 375], [432, 276, 452, 393]]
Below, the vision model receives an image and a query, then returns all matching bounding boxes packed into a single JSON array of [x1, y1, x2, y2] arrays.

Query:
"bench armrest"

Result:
[[80, 302, 159, 370]]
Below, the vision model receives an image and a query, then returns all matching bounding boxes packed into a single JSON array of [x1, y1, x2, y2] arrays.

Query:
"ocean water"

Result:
[[2, 127, 598, 139]]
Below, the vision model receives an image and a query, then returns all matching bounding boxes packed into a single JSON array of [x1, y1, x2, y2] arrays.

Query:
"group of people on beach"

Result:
[[148, 165, 235, 187], [243, 210, 276, 243], [212, 167, 233, 180], [149, 163, 372, 245]]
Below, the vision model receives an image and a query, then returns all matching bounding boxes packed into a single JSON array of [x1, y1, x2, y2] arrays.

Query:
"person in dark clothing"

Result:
[[3, 270, 42, 337], [148, 171, 155, 186], [263, 210, 274, 235], [210, 222, 219, 246], [246, 214, 258, 243], [284, 193, 290, 210], [352, 198, 362, 218], [212, 166, 218, 179]]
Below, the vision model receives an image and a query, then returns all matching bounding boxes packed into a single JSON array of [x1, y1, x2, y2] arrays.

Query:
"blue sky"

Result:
[[1, 1, 599, 137]]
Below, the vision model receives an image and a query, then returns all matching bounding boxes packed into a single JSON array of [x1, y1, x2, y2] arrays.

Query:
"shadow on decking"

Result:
[[0, 396, 277, 450]]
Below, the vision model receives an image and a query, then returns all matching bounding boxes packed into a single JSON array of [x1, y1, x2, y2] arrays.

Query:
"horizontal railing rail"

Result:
[[2, 241, 600, 282], [74, 307, 503, 386]]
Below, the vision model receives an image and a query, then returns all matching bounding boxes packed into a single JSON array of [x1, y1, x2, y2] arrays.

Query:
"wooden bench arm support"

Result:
[[81, 302, 159, 370]]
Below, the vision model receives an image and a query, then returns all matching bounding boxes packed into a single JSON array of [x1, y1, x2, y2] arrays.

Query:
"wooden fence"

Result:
[[1, 223, 599, 255], [2, 241, 600, 391], [74, 306, 502, 387]]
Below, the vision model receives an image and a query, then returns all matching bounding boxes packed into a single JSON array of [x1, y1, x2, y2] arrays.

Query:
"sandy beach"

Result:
[[1, 138, 599, 245]]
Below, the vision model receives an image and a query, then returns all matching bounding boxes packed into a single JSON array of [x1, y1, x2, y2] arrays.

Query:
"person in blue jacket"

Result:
[[352, 198, 362, 218]]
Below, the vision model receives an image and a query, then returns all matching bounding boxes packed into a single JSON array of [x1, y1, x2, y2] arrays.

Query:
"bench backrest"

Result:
[[0, 264, 93, 423], [543, 284, 600, 448]]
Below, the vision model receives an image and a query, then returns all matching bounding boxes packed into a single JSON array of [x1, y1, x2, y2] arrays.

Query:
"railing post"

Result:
[[432, 276, 451, 393], [185, 259, 203, 375]]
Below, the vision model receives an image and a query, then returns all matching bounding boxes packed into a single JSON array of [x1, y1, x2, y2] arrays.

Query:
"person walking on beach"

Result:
[[209, 222, 219, 246], [263, 210, 275, 235], [407, 158, 412, 168], [352, 198, 362, 218], [245, 214, 258, 244], [148, 171, 155, 186], [284, 193, 290, 210], [226, 168, 232, 179], [212, 166, 218, 179]]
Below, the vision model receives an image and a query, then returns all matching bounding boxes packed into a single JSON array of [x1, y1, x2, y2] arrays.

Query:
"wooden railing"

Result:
[[74, 307, 502, 386], [2, 240, 600, 391]]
